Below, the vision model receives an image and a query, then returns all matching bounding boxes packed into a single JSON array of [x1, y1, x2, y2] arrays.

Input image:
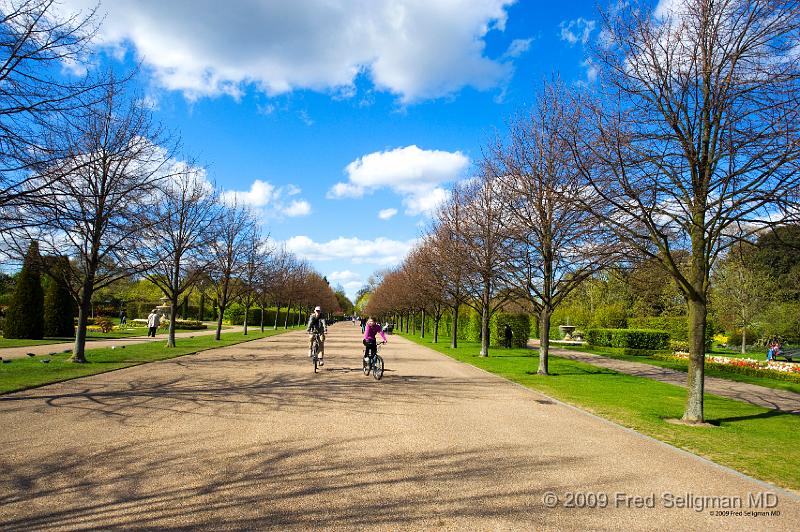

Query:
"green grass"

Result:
[[399, 333, 800, 491], [557, 344, 800, 394], [0, 327, 302, 394], [0, 322, 236, 349]]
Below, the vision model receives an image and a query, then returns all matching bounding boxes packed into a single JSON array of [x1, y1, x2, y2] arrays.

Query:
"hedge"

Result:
[[627, 316, 688, 341], [491, 312, 530, 348], [586, 328, 670, 350]]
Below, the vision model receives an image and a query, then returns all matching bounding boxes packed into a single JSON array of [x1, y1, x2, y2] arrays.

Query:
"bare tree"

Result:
[[208, 201, 256, 340], [17, 77, 176, 362], [490, 80, 615, 375], [142, 166, 219, 347], [574, 0, 800, 422], [430, 188, 471, 348], [0, 0, 101, 226], [237, 229, 270, 336], [457, 171, 513, 356]]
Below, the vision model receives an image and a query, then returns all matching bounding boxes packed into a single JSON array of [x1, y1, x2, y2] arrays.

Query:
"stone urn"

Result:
[[559, 325, 576, 340]]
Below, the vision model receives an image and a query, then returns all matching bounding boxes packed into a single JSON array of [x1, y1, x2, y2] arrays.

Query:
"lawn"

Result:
[[0, 321, 235, 349], [558, 344, 800, 394], [0, 327, 301, 394], [398, 333, 800, 492]]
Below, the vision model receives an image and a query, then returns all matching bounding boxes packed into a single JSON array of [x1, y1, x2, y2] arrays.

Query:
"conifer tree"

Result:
[[43, 257, 76, 337], [4, 242, 44, 339]]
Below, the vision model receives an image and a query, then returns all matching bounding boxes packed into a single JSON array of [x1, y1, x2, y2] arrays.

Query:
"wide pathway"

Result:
[[532, 341, 800, 415], [1, 324, 797, 530], [0, 324, 250, 360]]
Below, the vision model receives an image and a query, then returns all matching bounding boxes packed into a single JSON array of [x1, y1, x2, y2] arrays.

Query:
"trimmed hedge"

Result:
[[627, 316, 687, 341], [491, 312, 530, 348], [587, 328, 670, 350]]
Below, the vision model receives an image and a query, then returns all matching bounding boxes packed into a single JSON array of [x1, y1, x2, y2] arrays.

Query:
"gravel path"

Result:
[[532, 342, 800, 415], [1, 324, 797, 530]]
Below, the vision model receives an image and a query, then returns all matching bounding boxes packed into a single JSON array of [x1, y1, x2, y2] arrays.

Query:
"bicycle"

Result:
[[310, 332, 323, 373], [362, 341, 385, 380]]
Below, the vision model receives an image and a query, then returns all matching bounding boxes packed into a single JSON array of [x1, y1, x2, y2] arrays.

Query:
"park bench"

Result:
[[774, 349, 800, 363]]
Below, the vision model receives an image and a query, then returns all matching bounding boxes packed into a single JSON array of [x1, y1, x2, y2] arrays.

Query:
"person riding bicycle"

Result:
[[363, 316, 387, 364], [307, 306, 328, 366]]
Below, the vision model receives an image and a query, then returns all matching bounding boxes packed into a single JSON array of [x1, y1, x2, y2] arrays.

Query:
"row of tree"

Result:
[[0, 1, 346, 361], [366, 0, 800, 424]]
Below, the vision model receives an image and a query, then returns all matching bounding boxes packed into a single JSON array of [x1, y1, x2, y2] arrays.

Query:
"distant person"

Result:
[[119, 309, 127, 325], [360, 316, 367, 334], [147, 309, 160, 337], [504, 324, 513, 348]]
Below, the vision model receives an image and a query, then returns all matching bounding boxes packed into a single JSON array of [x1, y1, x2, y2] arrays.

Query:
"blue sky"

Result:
[[61, 0, 609, 301]]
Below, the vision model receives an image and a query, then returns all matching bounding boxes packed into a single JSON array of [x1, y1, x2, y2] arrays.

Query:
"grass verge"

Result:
[[558, 344, 800, 394], [399, 333, 800, 492], [0, 327, 301, 394]]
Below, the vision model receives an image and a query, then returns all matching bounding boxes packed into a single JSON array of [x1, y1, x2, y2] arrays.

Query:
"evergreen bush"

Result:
[[586, 328, 670, 350], [43, 257, 76, 337], [491, 312, 530, 348], [4, 242, 44, 339]]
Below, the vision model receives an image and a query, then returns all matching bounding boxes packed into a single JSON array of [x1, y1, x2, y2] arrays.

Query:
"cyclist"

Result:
[[307, 306, 328, 366], [363, 316, 387, 365]]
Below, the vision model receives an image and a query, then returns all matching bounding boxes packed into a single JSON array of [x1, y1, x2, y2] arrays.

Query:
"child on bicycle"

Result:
[[363, 316, 387, 363]]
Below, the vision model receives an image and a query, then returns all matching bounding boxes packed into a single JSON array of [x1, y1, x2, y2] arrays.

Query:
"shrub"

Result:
[[94, 317, 114, 333], [627, 316, 688, 341], [586, 328, 670, 350], [4, 242, 44, 339], [491, 312, 530, 348], [43, 257, 75, 338], [174, 320, 207, 330]]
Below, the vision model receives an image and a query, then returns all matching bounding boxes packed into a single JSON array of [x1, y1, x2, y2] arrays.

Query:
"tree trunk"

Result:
[[434, 316, 440, 343], [167, 294, 178, 347], [284, 302, 291, 329], [215, 293, 228, 341], [451, 304, 459, 349], [421, 308, 426, 339], [199, 293, 205, 321], [260, 307, 265, 332], [411, 312, 415, 335], [479, 288, 490, 357], [71, 295, 93, 363], [538, 308, 551, 375], [683, 296, 707, 423], [243, 305, 250, 335], [274, 304, 280, 330], [741, 327, 746, 355]]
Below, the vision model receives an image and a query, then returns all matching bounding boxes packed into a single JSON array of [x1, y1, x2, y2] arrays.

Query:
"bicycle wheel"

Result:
[[362, 352, 370, 375], [311, 341, 319, 373], [373, 355, 384, 380]]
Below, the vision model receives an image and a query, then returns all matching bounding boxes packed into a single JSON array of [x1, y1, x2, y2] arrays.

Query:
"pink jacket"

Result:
[[364, 322, 387, 343]]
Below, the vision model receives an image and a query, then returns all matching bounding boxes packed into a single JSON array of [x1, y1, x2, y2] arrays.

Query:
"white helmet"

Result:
[[314, 306, 321, 312]]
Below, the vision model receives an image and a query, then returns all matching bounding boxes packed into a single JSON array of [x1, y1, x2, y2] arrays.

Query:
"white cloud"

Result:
[[221, 180, 311, 218], [328, 145, 469, 216], [284, 235, 415, 266], [503, 38, 533, 58], [378, 208, 398, 220], [284, 200, 312, 217], [559, 18, 596, 46], [61, 0, 517, 103]]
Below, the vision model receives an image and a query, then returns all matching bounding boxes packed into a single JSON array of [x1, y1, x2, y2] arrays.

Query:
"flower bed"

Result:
[[655, 352, 800, 383]]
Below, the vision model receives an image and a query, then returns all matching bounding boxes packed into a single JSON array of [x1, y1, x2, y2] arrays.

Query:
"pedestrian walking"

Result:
[[147, 309, 160, 337]]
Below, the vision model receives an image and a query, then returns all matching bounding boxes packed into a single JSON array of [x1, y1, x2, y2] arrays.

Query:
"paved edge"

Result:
[[395, 334, 800, 500]]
